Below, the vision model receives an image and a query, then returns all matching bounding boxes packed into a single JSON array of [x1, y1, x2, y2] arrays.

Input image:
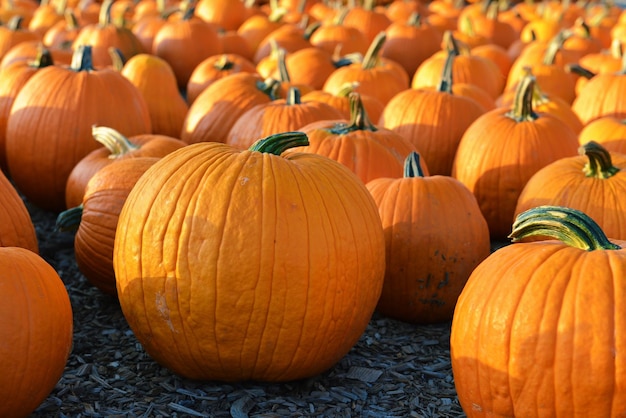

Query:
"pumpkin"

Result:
[[194, 0, 248, 31], [42, 8, 81, 48], [302, 81, 386, 122], [514, 141, 626, 240], [71, 0, 145, 68], [5, 45, 152, 212], [113, 131, 385, 382], [451, 205, 626, 417], [578, 115, 626, 154], [366, 151, 490, 323], [58, 156, 160, 295], [308, 7, 369, 56], [380, 47, 486, 176], [0, 44, 53, 173], [0, 246, 73, 418], [342, 0, 392, 44], [0, 16, 41, 61], [0, 168, 38, 252], [120, 53, 189, 137], [225, 87, 344, 149], [323, 31, 409, 105], [289, 91, 422, 184], [65, 125, 184, 209], [451, 73, 579, 239], [181, 72, 278, 144]]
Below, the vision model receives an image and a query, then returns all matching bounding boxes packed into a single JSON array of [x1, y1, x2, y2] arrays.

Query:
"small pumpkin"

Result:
[[0, 247, 73, 418], [113, 131, 385, 381], [451, 205, 626, 417], [515, 141, 626, 240], [578, 115, 626, 154], [366, 151, 490, 324]]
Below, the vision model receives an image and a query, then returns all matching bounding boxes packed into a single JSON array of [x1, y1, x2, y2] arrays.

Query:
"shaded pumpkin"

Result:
[[451, 73, 579, 239], [288, 92, 422, 184], [0, 168, 38, 252], [366, 151, 490, 324], [514, 141, 626, 240], [113, 131, 386, 382], [451, 206, 626, 417], [58, 156, 160, 295], [65, 125, 184, 209], [0, 247, 73, 418], [5, 45, 152, 212]]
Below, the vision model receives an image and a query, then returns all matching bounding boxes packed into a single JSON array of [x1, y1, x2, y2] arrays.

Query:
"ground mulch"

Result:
[[27, 200, 467, 418]]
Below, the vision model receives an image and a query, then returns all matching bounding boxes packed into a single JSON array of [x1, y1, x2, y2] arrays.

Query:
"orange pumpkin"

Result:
[[58, 156, 160, 295], [113, 131, 385, 382], [0, 168, 38, 252], [65, 125, 184, 209], [514, 141, 626, 240], [5, 45, 152, 212], [366, 151, 490, 324], [578, 115, 626, 153], [289, 92, 421, 184], [451, 205, 626, 417], [452, 73, 579, 239], [0, 247, 73, 418]]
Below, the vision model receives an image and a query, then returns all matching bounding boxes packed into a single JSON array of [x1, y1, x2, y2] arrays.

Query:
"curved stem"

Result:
[[580, 141, 620, 179], [505, 74, 538, 122], [509, 205, 621, 250], [542, 30, 571, 65], [329, 92, 377, 134], [98, 0, 114, 26], [437, 48, 457, 94], [92, 125, 140, 157], [362, 32, 386, 70], [249, 131, 309, 154], [276, 47, 291, 82], [56, 205, 84, 232], [404, 151, 426, 178], [256, 78, 281, 101]]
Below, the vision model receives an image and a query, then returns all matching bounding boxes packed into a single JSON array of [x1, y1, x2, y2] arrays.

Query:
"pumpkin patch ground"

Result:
[[27, 198, 466, 416]]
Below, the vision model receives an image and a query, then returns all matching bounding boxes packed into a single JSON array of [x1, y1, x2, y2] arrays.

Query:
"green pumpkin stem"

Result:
[[92, 125, 140, 157], [362, 32, 386, 70], [330, 92, 377, 134], [404, 151, 426, 178], [33, 44, 54, 68], [509, 205, 621, 250], [249, 132, 309, 154], [56, 205, 84, 232], [214, 54, 235, 71], [256, 78, 281, 101], [437, 48, 457, 94], [506, 73, 538, 122], [71, 44, 96, 72], [580, 141, 620, 179]]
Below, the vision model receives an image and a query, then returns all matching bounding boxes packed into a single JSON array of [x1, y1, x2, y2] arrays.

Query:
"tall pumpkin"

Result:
[[451, 205, 626, 417], [113, 131, 386, 382], [366, 152, 490, 324], [451, 73, 579, 239], [0, 247, 73, 418], [5, 44, 151, 212]]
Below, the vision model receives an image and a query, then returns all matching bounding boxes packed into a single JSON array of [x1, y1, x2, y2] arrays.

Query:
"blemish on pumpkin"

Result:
[[155, 292, 176, 333], [240, 177, 249, 186]]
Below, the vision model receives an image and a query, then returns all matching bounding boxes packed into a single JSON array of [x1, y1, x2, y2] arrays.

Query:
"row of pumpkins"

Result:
[[1, 0, 626, 415]]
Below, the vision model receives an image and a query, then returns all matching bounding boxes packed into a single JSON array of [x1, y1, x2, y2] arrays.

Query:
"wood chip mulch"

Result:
[[27, 200, 466, 418]]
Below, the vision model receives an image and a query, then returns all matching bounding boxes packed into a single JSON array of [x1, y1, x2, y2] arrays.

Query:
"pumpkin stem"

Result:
[[214, 54, 235, 71], [403, 151, 426, 178], [98, 0, 114, 26], [92, 125, 140, 157], [505, 73, 538, 122], [361, 31, 386, 70], [542, 30, 571, 65], [70, 44, 96, 72], [437, 48, 457, 94], [56, 205, 84, 232], [109, 47, 126, 71], [330, 92, 377, 134], [7, 15, 24, 30], [286, 86, 301, 105], [256, 78, 281, 101], [509, 205, 621, 250], [249, 131, 309, 154], [276, 47, 291, 82], [580, 141, 620, 179], [32, 44, 55, 68]]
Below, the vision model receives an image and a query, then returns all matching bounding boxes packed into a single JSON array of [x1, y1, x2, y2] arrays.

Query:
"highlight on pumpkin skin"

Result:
[[508, 205, 622, 251]]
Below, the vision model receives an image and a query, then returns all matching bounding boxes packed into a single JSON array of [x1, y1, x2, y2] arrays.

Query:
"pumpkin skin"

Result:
[[0, 168, 38, 252], [451, 74, 579, 239], [366, 152, 490, 324], [578, 115, 626, 153], [5, 45, 152, 212], [514, 141, 626, 240], [451, 206, 626, 417], [0, 247, 73, 418], [113, 132, 386, 382]]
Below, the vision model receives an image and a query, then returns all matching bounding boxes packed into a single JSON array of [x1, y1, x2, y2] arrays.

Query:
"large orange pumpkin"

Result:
[[113, 131, 386, 382], [451, 205, 626, 417], [366, 151, 490, 324], [0, 168, 38, 252], [0, 247, 73, 418], [5, 44, 152, 212]]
